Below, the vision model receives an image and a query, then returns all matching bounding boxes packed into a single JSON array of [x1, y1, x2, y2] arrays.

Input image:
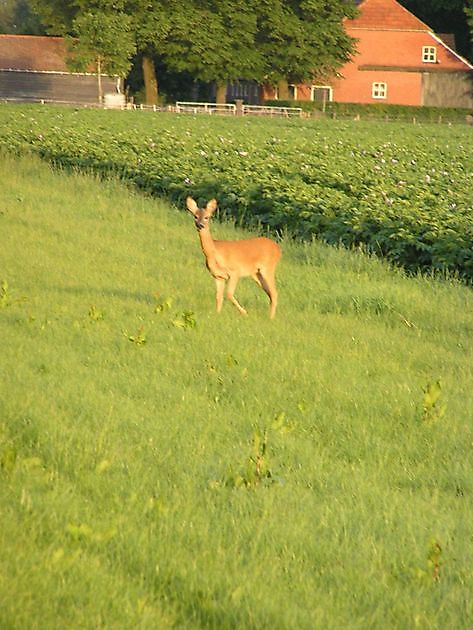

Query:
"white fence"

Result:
[[242, 104, 302, 117], [175, 101, 236, 115], [123, 100, 304, 118], [173, 101, 303, 118]]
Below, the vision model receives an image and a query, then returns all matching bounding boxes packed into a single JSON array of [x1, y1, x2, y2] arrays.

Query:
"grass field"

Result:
[[1, 152, 473, 628]]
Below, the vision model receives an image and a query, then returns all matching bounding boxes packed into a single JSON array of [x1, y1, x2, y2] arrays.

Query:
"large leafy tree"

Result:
[[122, 1, 173, 105], [256, 0, 357, 99], [162, 0, 356, 103], [164, 0, 263, 103]]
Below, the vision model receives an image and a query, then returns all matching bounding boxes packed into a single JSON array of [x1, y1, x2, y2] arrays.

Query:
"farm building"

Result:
[[262, 0, 473, 108], [0, 34, 121, 105]]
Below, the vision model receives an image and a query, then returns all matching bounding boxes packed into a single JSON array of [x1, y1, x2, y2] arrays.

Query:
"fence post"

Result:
[[235, 99, 244, 116]]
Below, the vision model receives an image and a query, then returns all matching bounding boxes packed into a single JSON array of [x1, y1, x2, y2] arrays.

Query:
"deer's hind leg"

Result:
[[255, 269, 278, 319]]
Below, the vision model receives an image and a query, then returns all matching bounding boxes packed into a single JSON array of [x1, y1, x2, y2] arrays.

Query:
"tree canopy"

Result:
[[0, 0, 44, 33], [26, 0, 359, 103]]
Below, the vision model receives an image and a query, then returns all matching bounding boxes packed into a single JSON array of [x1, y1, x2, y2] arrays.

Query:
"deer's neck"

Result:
[[198, 228, 217, 262]]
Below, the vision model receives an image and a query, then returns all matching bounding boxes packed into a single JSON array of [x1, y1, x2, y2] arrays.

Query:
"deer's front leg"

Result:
[[226, 274, 247, 316], [215, 278, 225, 313]]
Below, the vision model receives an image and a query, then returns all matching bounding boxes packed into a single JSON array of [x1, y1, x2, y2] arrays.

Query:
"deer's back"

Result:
[[214, 237, 280, 275]]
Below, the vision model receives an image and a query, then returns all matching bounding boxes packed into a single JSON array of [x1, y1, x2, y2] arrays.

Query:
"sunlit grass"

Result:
[[1, 153, 472, 628]]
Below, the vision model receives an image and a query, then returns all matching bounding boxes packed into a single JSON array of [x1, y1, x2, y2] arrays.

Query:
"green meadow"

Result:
[[1, 151, 472, 628]]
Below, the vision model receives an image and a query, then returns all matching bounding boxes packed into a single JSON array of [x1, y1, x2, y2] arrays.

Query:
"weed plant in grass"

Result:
[[1, 153, 472, 628]]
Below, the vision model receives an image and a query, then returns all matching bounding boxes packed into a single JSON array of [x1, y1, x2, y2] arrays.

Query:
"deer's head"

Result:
[[186, 197, 217, 231]]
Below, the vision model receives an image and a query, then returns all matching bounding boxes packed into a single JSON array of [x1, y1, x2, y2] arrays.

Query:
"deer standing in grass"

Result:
[[186, 197, 281, 318]]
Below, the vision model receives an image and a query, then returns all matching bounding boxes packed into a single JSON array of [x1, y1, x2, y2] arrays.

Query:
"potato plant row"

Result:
[[2, 105, 472, 280]]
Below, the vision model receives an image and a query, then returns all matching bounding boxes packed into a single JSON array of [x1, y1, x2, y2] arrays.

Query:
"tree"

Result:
[[123, 0, 173, 105], [161, 0, 356, 104], [0, 0, 45, 33], [464, 0, 473, 45], [67, 10, 136, 103], [399, 0, 472, 60], [256, 0, 358, 99], [30, 0, 77, 34], [164, 0, 263, 104], [31, 0, 172, 104], [31, 1, 137, 103]]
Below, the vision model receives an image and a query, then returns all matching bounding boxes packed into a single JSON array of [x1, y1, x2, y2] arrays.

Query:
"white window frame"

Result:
[[273, 85, 296, 100], [422, 46, 437, 63], [310, 85, 333, 102], [372, 82, 387, 99]]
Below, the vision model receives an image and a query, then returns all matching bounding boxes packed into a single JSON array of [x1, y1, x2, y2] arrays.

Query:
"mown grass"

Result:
[[1, 153, 472, 629]]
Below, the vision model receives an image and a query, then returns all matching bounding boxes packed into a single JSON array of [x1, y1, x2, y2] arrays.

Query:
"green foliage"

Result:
[[165, 1, 264, 84], [154, 294, 173, 313], [256, 0, 357, 84], [222, 426, 276, 489], [125, 325, 147, 345], [0, 0, 45, 34], [88, 304, 104, 321], [0, 445, 18, 473], [421, 380, 446, 423], [410, 539, 443, 583], [466, 0, 473, 40], [267, 99, 473, 124], [66, 9, 136, 77], [0, 280, 10, 308], [172, 310, 196, 330]]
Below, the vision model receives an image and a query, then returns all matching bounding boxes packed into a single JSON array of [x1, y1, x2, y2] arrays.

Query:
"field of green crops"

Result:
[[0, 104, 472, 280]]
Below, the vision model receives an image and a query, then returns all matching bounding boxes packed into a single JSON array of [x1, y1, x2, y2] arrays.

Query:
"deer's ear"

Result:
[[186, 197, 199, 215], [206, 199, 217, 214]]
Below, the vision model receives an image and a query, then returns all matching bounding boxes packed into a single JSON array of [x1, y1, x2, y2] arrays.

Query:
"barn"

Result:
[[0, 34, 121, 105]]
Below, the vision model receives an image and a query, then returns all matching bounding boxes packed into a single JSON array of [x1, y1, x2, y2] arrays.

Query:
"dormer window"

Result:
[[422, 46, 437, 63]]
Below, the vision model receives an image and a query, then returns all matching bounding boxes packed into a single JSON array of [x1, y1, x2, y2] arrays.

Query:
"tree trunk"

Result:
[[215, 80, 227, 104], [277, 79, 290, 101], [142, 55, 159, 105]]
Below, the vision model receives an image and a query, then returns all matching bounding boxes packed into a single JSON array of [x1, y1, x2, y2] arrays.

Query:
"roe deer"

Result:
[[186, 197, 281, 318]]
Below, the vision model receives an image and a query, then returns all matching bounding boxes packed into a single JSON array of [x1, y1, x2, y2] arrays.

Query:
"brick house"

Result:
[[0, 34, 121, 105], [263, 0, 473, 108]]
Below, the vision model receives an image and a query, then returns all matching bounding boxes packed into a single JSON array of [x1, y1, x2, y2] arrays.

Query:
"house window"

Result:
[[273, 85, 297, 100], [372, 82, 387, 99], [422, 46, 437, 63], [310, 86, 333, 103]]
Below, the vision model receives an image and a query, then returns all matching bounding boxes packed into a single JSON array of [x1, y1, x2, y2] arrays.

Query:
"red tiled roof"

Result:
[[349, 0, 430, 31], [0, 34, 69, 72]]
